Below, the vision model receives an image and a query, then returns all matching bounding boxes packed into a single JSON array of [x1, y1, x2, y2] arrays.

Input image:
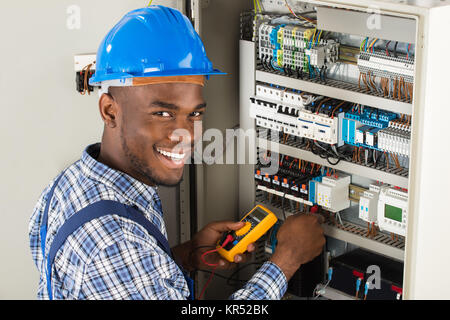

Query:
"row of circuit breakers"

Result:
[[252, 21, 413, 238], [250, 83, 411, 158]]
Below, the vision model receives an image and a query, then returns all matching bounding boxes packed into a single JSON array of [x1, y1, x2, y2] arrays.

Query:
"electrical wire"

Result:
[[197, 235, 234, 299], [198, 265, 217, 300], [80, 63, 94, 95], [147, 0, 153, 6], [226, 262, 264, 286], [369, 38, 378, 53], [281, 192, 287, 220], [385, 40, 391, 56], [256, 0, 262, 13], [284, 0, 317, 24], [360, 38, 368, 52]]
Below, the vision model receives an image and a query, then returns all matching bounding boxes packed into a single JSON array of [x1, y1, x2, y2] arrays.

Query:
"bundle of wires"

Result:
[[253, 0, 263, 22], [360, 37, 379, 53]]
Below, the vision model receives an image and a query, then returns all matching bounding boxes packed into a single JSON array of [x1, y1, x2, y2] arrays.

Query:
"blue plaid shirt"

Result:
[[28, 144, 287, 300]]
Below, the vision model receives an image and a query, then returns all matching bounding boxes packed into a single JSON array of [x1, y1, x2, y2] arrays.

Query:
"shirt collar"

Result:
[[80, 143, 160, 215]]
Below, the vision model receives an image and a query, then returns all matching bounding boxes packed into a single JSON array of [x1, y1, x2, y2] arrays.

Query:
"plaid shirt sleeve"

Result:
[[229, 261, 287, 300]]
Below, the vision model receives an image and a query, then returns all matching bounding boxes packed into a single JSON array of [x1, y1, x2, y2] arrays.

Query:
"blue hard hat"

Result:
[[90, 5, 224, 85]]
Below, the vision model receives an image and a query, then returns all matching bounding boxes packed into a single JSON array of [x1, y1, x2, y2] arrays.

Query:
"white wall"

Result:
[[0, 0, 178, 300]]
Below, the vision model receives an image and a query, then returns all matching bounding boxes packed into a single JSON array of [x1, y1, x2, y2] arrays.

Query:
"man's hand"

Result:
[[191, 221, 256, 270], [270, 214, 325, 281], [172, 221, 256, 272]]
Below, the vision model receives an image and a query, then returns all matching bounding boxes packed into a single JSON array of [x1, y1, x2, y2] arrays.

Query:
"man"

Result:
[[29, 5, 324, 300]]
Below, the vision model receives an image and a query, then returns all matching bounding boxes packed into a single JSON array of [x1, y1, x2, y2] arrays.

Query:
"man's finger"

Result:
[[207, 220, 245, 233], [234, 252, 252, 264]]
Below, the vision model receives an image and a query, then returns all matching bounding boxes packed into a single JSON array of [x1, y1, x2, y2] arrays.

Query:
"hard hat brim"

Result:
[[89, 69, 226, 86]]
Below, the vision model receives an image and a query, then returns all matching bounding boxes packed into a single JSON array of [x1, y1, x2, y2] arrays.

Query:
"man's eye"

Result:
[[154, 111, 172, 117], [190, 111, 204, 117]]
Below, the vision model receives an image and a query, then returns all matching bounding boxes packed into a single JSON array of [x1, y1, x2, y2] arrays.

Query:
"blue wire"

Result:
[[371, 39, 379, 52], [271, 59, 284, 72], [316, 67, 321, 80]]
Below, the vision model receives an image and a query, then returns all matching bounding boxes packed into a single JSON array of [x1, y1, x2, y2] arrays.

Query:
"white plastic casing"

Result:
[[378, 127, 411, 157], [74, 54, 96, 72], [298, 110, 344, 146], [298, 109, 316, 140], [317, 174, 351, 212], [251, 85, 304, 136], [377, 187, 408, 236], [359, 188, 380, 223], [355, 126, 366, 144], [256, 84, 283, 102]]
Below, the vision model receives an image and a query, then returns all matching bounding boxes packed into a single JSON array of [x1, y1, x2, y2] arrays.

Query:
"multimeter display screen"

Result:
[[385, 204, 402, 222], [249, 207, 268, 222]]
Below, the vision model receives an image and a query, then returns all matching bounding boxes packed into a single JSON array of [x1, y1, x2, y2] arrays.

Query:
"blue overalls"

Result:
[[40, 173, 194, 300]]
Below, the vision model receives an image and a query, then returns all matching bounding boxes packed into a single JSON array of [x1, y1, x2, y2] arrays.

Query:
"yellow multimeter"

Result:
[[216, 205, 278, 262]]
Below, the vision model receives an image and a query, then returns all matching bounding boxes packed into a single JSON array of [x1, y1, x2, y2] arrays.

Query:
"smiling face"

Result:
[[98, 82, 205, 187]]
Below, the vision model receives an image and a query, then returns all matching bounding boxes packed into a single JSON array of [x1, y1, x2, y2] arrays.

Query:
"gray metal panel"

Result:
[[178, 168, 191, 244], [195, 0, 253, 300], [239, 40, 257, 216], [257, 137, 410, 189], [317, 6, 417, 43]]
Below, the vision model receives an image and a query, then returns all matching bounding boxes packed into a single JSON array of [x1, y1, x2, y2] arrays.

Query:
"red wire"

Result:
[[198, 265, 217, 300], [197, 235, 234, 299], [201, 248, 221, 267]]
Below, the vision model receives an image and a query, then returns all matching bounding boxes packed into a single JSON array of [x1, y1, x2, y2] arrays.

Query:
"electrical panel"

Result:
[[236, 0, 443, 300]]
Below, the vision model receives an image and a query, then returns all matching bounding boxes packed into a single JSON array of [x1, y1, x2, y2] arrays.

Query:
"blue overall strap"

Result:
[[45, 199, 194, 300], [40, 173, 65, 299]]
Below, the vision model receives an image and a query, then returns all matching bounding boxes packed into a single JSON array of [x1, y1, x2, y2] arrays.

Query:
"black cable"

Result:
[[196, 261, 266, 288], [281, 192, 287, 220], [226, 262, 265, 286], [394, 41, 398, 58], [326, 155, 341, 166]]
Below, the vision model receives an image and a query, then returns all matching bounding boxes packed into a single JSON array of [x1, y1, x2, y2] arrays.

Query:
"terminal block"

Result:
[[258, 22, 339, 77], [358, 51, 415, 84], [378, 124, 411, 157]]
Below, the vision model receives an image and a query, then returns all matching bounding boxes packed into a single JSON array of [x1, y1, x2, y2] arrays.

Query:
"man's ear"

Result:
[[99, 93, 118, 128]]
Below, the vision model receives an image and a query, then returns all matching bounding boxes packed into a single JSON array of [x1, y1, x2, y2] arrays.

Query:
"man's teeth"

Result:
[[157, 148, 185, 160]]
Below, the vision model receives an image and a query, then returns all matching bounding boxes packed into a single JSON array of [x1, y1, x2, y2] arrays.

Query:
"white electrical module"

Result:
[[359, 184, 381, 223], [317, 174, 351, 212], [377, 187, 408, 236]]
